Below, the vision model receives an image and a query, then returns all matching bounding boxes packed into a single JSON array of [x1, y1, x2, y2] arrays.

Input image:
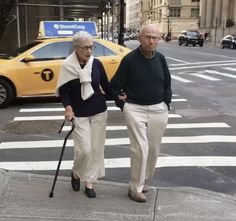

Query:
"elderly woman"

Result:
[[56, 31, 112, 198]]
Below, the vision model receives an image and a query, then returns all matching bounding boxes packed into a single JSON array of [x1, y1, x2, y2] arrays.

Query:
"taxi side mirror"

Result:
[[22, 54, 35, 62]]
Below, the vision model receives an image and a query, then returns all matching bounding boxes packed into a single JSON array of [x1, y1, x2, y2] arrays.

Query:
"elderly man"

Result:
[[56, 31, 112, 198], [110, 24, 172, 202]]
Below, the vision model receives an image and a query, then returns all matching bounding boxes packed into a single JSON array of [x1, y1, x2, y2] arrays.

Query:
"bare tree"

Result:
[[0, 0, 16, 40]]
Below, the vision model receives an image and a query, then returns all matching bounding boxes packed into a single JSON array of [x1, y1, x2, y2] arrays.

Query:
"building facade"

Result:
[[126, 0, 200, 38], [200, 0, 236, 43]]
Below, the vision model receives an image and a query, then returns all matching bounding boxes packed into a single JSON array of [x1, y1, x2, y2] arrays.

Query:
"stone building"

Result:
[[200, 0, 236, 43], [126, 0, 200, 39]]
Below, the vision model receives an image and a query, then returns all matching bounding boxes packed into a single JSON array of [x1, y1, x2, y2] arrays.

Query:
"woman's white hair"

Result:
[[72, 31, 93, 47]]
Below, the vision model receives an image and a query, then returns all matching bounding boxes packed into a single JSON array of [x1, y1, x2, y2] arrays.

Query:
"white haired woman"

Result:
[[56, 31, 112, 198]]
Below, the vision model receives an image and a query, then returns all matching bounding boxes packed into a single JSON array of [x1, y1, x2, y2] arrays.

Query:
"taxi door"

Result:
[[14, 41, 72, 96], [93, 42, 121, 81]]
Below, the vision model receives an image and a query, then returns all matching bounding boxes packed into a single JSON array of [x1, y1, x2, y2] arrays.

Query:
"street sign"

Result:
[[38, 21, 97, 38]]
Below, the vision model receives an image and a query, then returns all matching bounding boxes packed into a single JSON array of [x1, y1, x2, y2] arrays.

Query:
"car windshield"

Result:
[[187, 32, 199, 37], [0, 41, 41, 59]]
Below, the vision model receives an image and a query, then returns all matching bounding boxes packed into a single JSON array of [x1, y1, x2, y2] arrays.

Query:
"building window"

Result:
[[169, 0, 181, 5], [191, 0, 200, 2], [169, 7, 180, 17], [191, 8, 199, 17]]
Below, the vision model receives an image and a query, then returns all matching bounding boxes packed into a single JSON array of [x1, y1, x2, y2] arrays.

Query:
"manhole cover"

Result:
[[2, 120, 63, 134], [175, 109, 219, 118]]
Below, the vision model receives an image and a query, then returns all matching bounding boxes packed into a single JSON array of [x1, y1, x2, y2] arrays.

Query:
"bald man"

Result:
[[110, 24, 172, 202]]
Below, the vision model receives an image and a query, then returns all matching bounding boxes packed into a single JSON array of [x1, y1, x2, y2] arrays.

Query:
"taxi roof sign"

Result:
[[38, 21, 97, 38]]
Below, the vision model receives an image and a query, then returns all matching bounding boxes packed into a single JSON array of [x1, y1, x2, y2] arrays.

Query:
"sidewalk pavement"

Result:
[[0, 169, 236, 221]]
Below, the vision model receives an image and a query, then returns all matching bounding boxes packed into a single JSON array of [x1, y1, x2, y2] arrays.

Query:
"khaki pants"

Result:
[[123, 102, 168, 193], [72, 111, 107, 182]]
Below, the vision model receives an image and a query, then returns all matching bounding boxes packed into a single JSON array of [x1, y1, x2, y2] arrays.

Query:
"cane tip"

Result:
[[49, 192, 53, 198]]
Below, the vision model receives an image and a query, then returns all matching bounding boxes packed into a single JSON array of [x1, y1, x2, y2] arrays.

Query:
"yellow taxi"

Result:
[[0, 35, 130, 108]]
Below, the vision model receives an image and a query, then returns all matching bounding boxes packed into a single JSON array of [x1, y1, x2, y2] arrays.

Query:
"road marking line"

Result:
[[171, 75, 193, 83], [166, 57, 190, 64], [19, 99, 185, 113], [222, 67, 236, 72], [169, 62, 236, 71], [1, 135, 236, 149], [61, 123, 230, 131], [190, 73, 221, 81], [204, 70, 236, 79], [170, 60, 236, 66], [1, 156, 236, 170], [13, 114, 182, 121]]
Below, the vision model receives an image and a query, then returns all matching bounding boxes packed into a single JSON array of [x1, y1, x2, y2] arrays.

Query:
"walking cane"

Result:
[[49, 118, 75, 198]]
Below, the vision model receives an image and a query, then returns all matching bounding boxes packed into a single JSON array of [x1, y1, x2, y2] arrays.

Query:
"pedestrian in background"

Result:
[[110, 23, 172, 203], [56, 31, 112, 198]]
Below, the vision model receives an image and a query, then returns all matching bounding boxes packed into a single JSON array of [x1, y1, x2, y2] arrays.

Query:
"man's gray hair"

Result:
[[72, 31, 93, 47]]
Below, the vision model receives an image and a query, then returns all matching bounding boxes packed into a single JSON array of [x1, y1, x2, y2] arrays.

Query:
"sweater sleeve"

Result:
[[162, 56, 172, 110], [110, 57, 129, 110], [96, 59, 113, 100], [59, 81, 72, 108]]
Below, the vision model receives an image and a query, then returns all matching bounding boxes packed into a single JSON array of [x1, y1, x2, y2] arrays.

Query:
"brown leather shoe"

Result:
[[128, 189, 146, 202]]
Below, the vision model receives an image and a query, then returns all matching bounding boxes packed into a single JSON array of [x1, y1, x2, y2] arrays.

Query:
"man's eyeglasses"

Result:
[[76, 45, 95, 51], [142, 35, 160, 41]]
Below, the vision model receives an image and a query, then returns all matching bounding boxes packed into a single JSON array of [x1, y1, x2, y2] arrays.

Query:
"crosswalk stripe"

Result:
[[169, 62, 236, 71], [171, 75, 193, 83], [204, 70, 236, 79], [222, 67, 236, 72], [190, 73, 221, 81], [62, 123, 230, 131], [1, 135, 236, 150], [13, 114, 182, 121], [18, 99, 186, 113], [1, 156, 236, 170], [170, 60, 236, 67]]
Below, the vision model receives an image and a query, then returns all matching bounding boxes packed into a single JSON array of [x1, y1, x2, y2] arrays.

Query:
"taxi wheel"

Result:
[[0, 78, 15, 108]]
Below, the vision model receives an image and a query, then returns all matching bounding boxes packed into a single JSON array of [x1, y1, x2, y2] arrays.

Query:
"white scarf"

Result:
[[55, 51, 94, 100]]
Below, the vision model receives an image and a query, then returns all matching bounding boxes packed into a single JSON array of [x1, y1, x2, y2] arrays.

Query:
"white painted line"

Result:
[[222, 67, 236, 72], [1, 135, 236, 150], [190, 73, 221, 81], [166, 57, 190, 64], [204, 70, 236, 79], [13, 114, 182, 121], [1, 156, 236, 170], [19, 106, 120, 112], [172, 98, 187, 102], [170, 60, 236, 67], [171, 75, 193, 83], [62, 122, 229, 131], [167, 122, 230, 129], [169, 62, 236, 71], [14, 116, 65, 121]]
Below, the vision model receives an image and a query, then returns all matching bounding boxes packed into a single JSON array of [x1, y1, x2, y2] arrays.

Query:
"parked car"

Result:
[[178, 30, 204, 47], [0, 38, 130, 108], [220, 35, 236, 49]]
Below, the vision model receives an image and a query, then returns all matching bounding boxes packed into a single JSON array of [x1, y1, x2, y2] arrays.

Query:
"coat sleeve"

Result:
[[110, 57, 128, 110]]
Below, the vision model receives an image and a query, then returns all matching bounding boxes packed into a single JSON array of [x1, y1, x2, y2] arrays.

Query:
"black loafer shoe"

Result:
[[85, 186, 96, 198], [71, 171, 80, 191]]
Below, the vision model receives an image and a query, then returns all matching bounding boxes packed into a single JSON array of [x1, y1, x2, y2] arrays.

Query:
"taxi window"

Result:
[[31, 41, 73, 60], [93, 42, 116, 57]]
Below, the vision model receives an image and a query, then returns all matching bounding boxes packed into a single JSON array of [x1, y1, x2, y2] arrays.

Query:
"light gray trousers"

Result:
[[72, 111, 107, 182], [123, 102, 168, 193]]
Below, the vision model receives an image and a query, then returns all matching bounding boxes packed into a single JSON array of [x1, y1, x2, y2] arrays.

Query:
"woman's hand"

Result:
[[65, 105, 74, 121]]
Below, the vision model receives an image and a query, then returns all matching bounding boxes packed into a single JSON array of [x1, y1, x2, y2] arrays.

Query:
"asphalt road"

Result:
[[0, 40, 236, 198]]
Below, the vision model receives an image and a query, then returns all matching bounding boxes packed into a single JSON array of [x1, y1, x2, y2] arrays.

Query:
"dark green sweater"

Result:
[[110, 47, 172, 110]]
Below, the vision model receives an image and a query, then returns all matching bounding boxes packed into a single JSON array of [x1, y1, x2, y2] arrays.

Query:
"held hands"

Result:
[[118, 91, 127, 102]]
